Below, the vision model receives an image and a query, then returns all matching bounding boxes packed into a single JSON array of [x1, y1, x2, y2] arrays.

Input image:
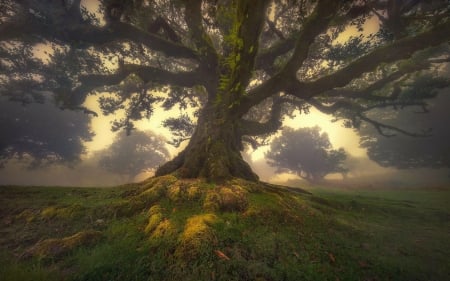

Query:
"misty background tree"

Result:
[[266, 126, 347, 183], [1, 0, 449, 182], [98, 130, 170, 181], [0, 98, 93, 168], [358, 89, 450, 171]]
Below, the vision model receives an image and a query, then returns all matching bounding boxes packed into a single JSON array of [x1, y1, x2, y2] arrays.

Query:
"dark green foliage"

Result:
[[161, 114, 195, 147], [0, 99, 93, 168]]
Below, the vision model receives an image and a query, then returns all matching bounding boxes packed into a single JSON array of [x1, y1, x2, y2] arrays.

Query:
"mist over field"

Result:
[[2, 91, 449, 188], [1, 91, 450, 187]]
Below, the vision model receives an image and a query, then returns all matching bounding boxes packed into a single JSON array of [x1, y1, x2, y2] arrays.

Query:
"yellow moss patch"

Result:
[[41, 206, 57, 219], [141, 175, 178, 191], [15, 209, 37, 223], [41, 204, 83, 219], [203, 190, 221, 212], [147, 204, 162, 217], [111, 199, 146, 218], [139, 175, 178, 203], [145, 213, 163, 234], [230, 178, 261, 192], [22, 230, 103, 259], [187, 186, 201, 200], [176, 214, 217, 258], [140, 177, 208, 203], [167, 185, 181, 202], [138, 184, 165, 203], [150, 219, 176, 239], [203, 185, 248, 212], [219, 185, 248, 212]]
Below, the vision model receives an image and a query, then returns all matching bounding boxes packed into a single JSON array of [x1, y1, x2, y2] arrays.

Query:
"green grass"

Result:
[[0, 181, 449, 281]]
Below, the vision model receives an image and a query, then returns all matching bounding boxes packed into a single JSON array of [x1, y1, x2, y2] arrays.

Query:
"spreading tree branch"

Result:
[[0, 13, 198, 60], [302, 21, 450, 97], [357, 113, 432, 137], [230, 0, 271, 92], [323, 61, 433, 99], [182, 0, 219, 93], [235, 0, 340, 116], [63, 64, 203, 106], [240, 97, 284, 136], [307, 98, 432, 137]]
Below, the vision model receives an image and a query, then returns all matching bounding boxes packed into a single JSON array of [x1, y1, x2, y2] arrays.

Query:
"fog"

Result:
[[1, 143, 448, 188], [1, 92, 449, 188]]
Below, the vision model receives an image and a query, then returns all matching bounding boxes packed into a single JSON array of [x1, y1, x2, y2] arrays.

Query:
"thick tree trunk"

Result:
[[155, 105, 258, 182]]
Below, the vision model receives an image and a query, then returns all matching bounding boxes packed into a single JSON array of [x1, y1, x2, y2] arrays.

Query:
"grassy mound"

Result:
[[0, 177, 449, 281], [21, 230, 103, 259]]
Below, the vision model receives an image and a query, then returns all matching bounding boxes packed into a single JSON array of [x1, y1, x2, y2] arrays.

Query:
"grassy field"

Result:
[[0, 177, 449, 281]]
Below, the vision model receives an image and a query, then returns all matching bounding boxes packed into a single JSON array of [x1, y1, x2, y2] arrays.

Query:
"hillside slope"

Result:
[[1, 176, 449, 281]]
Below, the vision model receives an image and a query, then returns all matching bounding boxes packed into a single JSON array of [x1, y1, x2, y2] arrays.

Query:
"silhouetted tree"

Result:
[[98, 130, 169, 180], [266, 127, 347, 182], [0, 98, 93, 168], [358, 90, 450, 170], [1, 0, 449, 181]]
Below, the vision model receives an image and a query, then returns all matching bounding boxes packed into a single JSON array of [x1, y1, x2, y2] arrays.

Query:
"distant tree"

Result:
[[358, 90, 450, 170], [266, 126, 347, 183], [98, 130, 170, 180], [1, 0, 450, 181], [0, 99, 93, 168]]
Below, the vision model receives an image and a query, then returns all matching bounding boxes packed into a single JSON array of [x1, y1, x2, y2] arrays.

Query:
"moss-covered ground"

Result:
[[0, 176, 449, 281]]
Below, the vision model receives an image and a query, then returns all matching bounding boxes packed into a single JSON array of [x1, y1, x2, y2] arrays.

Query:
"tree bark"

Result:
[[155, 104, 258, 182]]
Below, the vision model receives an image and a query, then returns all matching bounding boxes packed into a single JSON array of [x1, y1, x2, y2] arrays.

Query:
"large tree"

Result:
[[98, 130, 170, 181], [1, 0, 449, 182], [266, 126, 347, 183]]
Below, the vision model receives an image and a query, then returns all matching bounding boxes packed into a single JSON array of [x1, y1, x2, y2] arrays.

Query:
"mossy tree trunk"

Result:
[[156, 102, 259, 182], [156, 0, 271, 182]]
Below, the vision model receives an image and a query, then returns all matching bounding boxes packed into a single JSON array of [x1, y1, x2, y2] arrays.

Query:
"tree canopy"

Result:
[[1, 0, 449, 181], [0, 98, 93, 168], [98, 130, 170, 180], [266, 126, 347, 182]]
